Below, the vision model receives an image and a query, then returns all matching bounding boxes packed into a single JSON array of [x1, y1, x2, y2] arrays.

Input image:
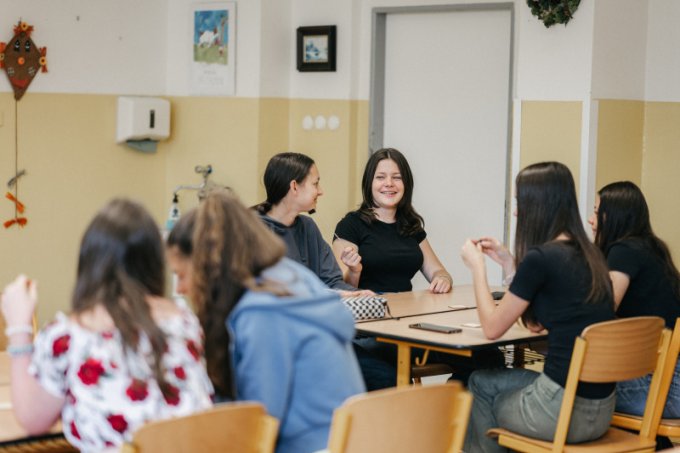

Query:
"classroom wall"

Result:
[[0, 93, 166, 324], [2, 0, 680, 324]]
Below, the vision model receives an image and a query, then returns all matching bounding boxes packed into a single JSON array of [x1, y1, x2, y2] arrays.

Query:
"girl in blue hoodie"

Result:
[[188, 190, 365, 453]]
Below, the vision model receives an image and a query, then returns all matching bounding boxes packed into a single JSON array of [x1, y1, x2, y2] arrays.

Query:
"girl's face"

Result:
[[588, 195, 600, 237], [371, 158, 404, 210], [295, 164, 323, 212], [167, 246, 192, 296]]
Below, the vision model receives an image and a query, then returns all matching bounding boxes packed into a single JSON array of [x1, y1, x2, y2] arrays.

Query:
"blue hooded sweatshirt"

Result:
[[227, 258, 365, 453]]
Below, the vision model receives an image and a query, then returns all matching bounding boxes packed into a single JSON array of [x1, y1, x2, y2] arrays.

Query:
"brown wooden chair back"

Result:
[[327, 382, 472, 453], [489, 316, 671, 452], [122, 402, 279, 453], [611, 317, 680, 438]]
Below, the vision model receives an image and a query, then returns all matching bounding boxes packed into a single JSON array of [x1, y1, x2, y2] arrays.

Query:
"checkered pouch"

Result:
[[341, 296, 390, 321]]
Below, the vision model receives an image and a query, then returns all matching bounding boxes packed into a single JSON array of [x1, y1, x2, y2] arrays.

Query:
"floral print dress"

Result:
[[29, 308, 214, 452]]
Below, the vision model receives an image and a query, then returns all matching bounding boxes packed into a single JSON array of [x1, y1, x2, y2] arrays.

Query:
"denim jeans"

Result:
[[353, 337, 505, 391], [464, 369, 616, 453], [616, 359, 680, 418]]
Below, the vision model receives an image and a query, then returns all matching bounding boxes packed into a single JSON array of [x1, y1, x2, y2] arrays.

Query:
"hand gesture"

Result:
[[1, 275, 37, 328], [461, 239, 485, 271], [429, 274, 452, 294], [340, 246, 362, 274], [477, 236, 514, 274]]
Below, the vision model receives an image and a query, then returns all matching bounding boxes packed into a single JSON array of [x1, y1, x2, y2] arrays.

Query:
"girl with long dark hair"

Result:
[[333, 148, 452, 293], [590, 181, 680, 419], [1, 199, 212, 452], [254, 152, 370, 295], [461, 162, 615, 452]]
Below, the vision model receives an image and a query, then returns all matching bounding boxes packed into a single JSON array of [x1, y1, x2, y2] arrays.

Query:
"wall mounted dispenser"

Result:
[[116, 96, 170, 153]]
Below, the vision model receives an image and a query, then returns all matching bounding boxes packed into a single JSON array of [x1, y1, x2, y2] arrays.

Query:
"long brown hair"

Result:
[[595, 181, 680, 300], [72, 198, 171, 396], [514, 162, 612, 325], [191, 190, 287, 397]]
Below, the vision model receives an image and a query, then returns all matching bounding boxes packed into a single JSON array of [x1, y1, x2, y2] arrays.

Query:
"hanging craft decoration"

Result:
[[0, 20, 48, 100], [527, 0, 581, 28], [4, 171, 27, 229]]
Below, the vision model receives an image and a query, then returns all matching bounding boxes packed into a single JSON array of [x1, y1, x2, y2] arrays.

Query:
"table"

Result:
[[357, 287, 547, 386], [378, 287, 478, 319]]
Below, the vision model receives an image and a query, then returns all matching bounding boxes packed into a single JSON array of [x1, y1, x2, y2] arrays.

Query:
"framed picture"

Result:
[[190, 2, 236, 95], [297, 25, 336, 72]]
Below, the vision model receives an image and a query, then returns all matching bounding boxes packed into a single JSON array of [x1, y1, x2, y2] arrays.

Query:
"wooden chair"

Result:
[[327, 382, 472, 453], [488, 316, 671, 452], [411, 349, 453, 384], [611, 317, 680, 439], [121, 402, 279, 453]]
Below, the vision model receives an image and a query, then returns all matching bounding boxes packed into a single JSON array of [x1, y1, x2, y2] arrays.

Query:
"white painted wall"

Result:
[[259, 0, 292, 98], [0, 0, 167, 96], [515, 0, 595, 100], [166, 0, 264, 97], [288, 0, 354, 100], [645, 0, 680, 102], [1, 0, 678, 102], [591, 0, 647, 100]]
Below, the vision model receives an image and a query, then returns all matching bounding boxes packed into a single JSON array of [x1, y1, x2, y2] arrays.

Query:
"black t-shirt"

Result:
[[334, 211, 426, 293], [510, 241, 615, 399], [607, 239, 680, 329]]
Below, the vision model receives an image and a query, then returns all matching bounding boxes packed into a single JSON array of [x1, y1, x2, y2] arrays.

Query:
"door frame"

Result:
[[369, 2, 516, 249]]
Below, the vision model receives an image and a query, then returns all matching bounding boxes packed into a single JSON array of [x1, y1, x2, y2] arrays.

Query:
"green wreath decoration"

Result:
[[527, 0, 581, 28]]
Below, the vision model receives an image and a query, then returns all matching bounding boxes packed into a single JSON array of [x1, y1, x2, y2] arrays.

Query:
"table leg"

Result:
[[396, 343, 412, 387]]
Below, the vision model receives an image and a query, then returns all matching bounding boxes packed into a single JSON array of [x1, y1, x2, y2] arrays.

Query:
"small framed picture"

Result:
[[296, 25, 336, 72]]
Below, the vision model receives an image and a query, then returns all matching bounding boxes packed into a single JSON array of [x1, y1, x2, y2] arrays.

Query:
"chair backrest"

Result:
[[551, 316, 670, 452], [327, 382, 472, 453], [123, 402, 279, 453]]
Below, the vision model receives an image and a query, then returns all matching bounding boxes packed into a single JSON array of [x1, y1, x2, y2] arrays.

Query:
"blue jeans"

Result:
[[616, 359, 680, 418], [464, 369, 615, 453]]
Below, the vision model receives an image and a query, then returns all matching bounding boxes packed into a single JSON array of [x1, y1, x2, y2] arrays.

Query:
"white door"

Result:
[[375, 6, 513, 287]]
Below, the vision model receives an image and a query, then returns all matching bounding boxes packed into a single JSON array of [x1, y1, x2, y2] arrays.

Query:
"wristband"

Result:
[[502, 272, 515, 287], [7, 343, 34, 357], [4, 325, 33, 337]]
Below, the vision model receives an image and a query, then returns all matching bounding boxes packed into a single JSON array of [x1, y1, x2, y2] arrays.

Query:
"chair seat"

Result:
[[410, 363, 453, 379], [488, 427, 657, 452], [611, 412, 680, 437]]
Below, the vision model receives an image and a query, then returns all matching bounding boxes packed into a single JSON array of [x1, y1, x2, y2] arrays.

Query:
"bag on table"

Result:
[[341, 295, 390, 321]]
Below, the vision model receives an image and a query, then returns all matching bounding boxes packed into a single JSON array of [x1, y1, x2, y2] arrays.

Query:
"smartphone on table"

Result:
[[409, 323, 462, 334]]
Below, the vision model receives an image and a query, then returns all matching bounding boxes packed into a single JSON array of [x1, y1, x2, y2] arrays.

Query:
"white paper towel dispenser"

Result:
[[116, 96, 170, 152]]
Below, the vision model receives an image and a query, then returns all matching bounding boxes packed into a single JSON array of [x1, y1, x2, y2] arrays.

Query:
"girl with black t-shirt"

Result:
[[591, 181, 680, 420], [332, 148, 452, 293], [461, 162, 616, 453]]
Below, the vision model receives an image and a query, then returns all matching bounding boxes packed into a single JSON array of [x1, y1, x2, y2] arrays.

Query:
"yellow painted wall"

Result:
[[642, 102, 680, 261], [595, 100, 643, 189], [257, 98, 291, 202], [163, 97, 262, 213], [288, 99, 354, 241], [0, 93, 166, 324], [520, 101, 582, 187]]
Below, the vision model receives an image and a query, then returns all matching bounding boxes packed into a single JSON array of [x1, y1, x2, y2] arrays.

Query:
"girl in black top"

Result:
[[590, 181, 680, 420], [462, 162, 615, 453], [333, 148, 452, 293]]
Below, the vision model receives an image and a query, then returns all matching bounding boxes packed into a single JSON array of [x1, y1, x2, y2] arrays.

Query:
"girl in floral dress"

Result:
[[1, 199, 213, 452]]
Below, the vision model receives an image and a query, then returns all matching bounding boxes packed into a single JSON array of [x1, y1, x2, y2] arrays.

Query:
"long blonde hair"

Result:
[[191, 190, 287, 397]]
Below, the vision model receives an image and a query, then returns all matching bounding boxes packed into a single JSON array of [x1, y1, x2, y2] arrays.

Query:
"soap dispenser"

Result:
[[165, 194, 180, 231]]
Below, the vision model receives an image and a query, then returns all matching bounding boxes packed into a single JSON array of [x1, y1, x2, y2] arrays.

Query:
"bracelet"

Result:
[[502, 272, 515, 287], [7, 343, 34, 357], [4, 325, 33, 337]]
